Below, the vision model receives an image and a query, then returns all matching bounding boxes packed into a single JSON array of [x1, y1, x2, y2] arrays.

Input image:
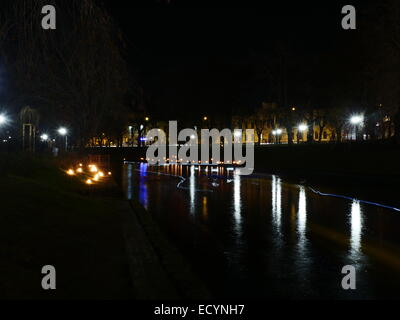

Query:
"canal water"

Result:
[[123, 162, 400, 299]]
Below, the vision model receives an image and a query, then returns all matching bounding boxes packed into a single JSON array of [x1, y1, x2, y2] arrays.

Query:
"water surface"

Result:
[[123, 163, 400, 299]]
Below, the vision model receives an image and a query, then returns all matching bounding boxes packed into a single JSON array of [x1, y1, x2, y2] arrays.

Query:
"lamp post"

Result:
[[58, 127, 68, 150], [0, 114, 7, 126], [350, 115, 364, 141], [298, 124, 308, 143], [234, 130, 242, 144], [272, 129, 282, 144], [203, 116, 209, 130], [0, 114, 7, 149]]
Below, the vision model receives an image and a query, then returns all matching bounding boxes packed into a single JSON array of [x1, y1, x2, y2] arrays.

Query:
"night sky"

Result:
[[0, 0, 372, 123], [104, 0, 369, 123]]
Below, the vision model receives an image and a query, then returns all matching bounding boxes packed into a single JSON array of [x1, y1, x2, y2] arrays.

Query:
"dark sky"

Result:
[[1, 0, 370, 123], [104, 0, 370, 123]]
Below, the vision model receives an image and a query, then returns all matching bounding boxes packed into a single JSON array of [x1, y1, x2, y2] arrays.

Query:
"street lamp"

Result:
[[40, 134, 49, 142], [58, 127, 67, 135], [297, 124, 308, 143], [0, 114, 7, 126], [233, 130, 242, 143], [272, 129, 282, 144], [350, 115, 363, 125], [234, 130, 242, 138], [349, 115, 364, 141], [298, 124, 308, 132], [58, 127, 68, 150]]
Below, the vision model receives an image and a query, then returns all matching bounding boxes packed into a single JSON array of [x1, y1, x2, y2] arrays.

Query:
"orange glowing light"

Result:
[[67, 169, 75, 176], [86, 179, 93, 185]]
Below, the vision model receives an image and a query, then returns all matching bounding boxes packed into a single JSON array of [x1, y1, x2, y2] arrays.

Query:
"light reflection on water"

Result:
[[350, 200, 363, 261], [233, 173, 242, 236], [297, 186, 308, 251], [126, 162, 133, 200], [138, 163, 148, 209], [272, 175, 282, 231], [190, 165, 196, 215], [123, 162, 400, 299]]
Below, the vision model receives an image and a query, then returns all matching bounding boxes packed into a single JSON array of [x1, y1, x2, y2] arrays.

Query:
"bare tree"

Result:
[[1, 0, 133, 147]]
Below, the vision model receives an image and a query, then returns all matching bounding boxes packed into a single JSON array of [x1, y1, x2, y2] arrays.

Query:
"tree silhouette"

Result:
[[0, 0, 134, 147]]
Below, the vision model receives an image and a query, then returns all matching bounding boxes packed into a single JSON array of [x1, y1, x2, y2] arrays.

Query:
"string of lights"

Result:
[[308, 187, 400, 212]]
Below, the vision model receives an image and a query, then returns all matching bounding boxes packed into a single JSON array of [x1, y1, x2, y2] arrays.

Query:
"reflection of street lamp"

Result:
[[350, 115, 364, 141], [58, 127, 68, 150]]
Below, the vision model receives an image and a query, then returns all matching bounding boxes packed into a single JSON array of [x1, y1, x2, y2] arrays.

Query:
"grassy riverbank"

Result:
[[0, 153, 134, 299], [0, 153, 210, 299]]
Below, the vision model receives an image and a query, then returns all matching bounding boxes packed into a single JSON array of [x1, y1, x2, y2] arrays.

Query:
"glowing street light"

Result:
[[233, 130, 242, 143], [58, 127, 67, 136], [272, 129, 282, 144], [350, 115, 364, 125], [350, 115, 364, 141], [203, 116, 208, 121], [40, 134, 49, 141], [298, 124, 308, 132], [0, 114, 7, 126], [234, 130, 242, 138], [58, 127, 68, 150]]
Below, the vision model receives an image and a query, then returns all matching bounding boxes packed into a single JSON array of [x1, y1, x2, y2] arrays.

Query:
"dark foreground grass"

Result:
[[0, 154, 133, 299]]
